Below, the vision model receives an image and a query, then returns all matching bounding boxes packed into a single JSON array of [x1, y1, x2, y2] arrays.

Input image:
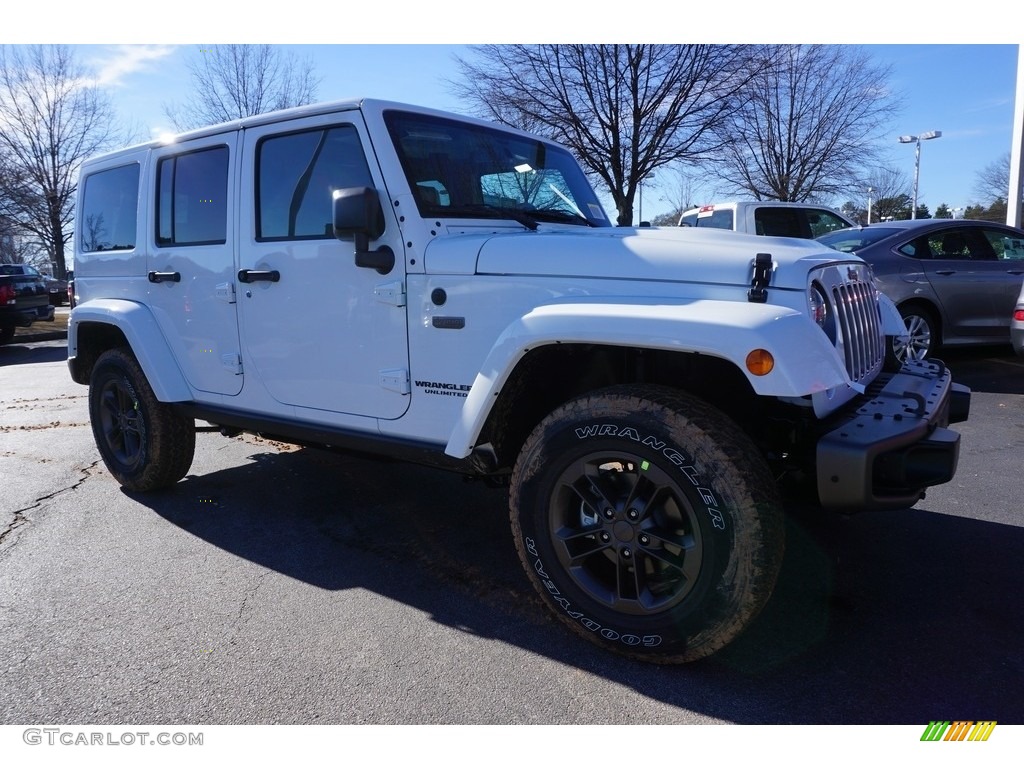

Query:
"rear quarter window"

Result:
[[80, 163, 141, 252]]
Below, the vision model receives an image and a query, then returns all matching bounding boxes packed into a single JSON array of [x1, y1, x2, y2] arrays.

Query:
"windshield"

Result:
[[816, 226, 902, 253], [384, 110, 610, 228]]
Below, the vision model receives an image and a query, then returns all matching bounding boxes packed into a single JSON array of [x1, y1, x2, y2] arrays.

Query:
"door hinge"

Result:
[[374, 281, 406, 307], [221, 353, 243, 374], [379, 368, 410, 395], [215, 281, 237, 304]]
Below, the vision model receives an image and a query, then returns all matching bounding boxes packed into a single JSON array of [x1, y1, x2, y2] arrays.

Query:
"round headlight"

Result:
[[808, 282, 837, 342]]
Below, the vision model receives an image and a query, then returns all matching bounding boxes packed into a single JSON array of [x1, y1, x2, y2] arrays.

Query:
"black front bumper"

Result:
[[816, 359, 970, 512]]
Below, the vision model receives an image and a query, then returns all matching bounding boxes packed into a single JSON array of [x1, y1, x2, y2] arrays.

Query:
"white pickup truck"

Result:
[[679, 201, 855, 238], [68, 98, 969, 663]]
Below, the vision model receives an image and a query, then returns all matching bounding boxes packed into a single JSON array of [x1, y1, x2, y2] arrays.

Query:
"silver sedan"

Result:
[[817, 219, 1024, 363]]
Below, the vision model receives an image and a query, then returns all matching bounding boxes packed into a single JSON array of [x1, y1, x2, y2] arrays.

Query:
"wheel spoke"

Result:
[[557, 527, 612, 564], [615, 552, 641, 602], [566, 462, 619, 520]]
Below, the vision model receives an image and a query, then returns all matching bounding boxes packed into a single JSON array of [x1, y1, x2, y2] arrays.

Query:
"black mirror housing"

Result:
[[332, 186, 394, 275]]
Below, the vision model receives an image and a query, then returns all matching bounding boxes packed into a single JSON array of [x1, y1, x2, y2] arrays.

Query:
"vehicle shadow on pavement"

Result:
[[941, 346, 1024, 395], [135, 441, 1024, 725], [0, 342, 69, 366]]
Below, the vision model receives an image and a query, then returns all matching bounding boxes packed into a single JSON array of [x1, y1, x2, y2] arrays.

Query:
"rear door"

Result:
[[146, 134, 243, 396], [914, 225, 1018, 341]]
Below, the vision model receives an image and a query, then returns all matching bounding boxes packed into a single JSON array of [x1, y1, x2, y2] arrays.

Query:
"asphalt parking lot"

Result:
[[1, 329, 1022, 734]]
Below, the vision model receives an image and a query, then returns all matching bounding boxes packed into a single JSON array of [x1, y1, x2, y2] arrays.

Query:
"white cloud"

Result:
[[86, 45, 178, 88]]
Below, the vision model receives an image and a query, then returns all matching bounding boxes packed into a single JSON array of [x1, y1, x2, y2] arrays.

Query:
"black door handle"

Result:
[[237, 269, 280, 283], [148, 271, 181, 283]]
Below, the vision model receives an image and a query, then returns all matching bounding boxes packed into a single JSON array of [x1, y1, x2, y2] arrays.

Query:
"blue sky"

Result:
[[8, 4, 1022, 222], [70, 42, 1019, 220]]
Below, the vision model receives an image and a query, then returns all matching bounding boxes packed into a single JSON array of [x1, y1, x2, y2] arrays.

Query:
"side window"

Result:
[[981, 228, 1024, 260], [807, 210, 850, 237], [898, 236, 931, 259], [755, 207, 807, 238], [80, 163, 140, 252], [156, 147, 228, 246], [924, 228, 994, 261], [256, 125, 374, 241]]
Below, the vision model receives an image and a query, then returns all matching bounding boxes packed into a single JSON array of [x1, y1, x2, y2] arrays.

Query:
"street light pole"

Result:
[[899, 130, 941, 220], [867, 187, 874, 224], [637, 173, 655, 226]]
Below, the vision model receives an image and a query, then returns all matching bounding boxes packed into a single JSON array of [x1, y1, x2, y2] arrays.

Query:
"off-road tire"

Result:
[[89, 347, 195, 491], [509, 384, 784, 663]]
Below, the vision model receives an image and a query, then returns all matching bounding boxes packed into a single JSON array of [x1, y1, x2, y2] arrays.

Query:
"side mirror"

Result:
[[332, 186, 394, 275]]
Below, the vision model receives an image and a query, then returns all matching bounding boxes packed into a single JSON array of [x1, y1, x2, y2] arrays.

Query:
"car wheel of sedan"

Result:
[[889, 305, 938, 365]]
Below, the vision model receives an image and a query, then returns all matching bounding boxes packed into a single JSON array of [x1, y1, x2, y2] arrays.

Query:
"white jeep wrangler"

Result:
[[69, 99, 970, 663]]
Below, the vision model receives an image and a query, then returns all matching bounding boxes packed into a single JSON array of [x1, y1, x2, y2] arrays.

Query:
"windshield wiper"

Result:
[[445, 204, 538, 231], [526, 207, 597, 227]]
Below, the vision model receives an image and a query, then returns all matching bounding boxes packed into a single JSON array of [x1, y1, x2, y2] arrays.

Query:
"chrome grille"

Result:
[[831, 276, 883, 383]]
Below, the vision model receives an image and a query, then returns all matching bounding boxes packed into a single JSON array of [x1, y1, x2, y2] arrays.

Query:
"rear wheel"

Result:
[[0, 325, 14, 345], [510, 385, 784, 663], [89, 347, 195, 491]]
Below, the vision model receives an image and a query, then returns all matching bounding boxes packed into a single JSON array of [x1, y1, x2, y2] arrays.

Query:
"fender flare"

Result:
[[68, 299, 193, 402], [444, 299, 851, 459]]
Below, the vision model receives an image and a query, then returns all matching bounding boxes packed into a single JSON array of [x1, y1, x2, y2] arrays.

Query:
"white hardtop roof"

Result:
[[85, 98, 558, 165]]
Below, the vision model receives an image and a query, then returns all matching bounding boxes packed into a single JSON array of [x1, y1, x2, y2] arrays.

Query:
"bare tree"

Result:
[[0, 44, 121, 279], [165, 45, 321, 131], [651, 165, 725, 225], [451, 44, 766, 226], [973, 152, 1010, 205], [840, 166, 912, 223], [716, 45, 899, 202]]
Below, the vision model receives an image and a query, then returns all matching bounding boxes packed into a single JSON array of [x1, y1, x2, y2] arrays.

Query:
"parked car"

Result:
[[0, 263, 52, 344], [1012, 278, 1024, 358], [0, 263, 66, 305], [816, 219, 1024, 363], [679, 201, 855, 238], [66, 270, 75, 308], [45, 274, 68, 305]]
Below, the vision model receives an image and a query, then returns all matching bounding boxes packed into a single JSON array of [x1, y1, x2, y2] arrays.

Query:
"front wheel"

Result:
[[888, 305, 938, 366], [509, 385, 784, 663], [89, 347, 195, 491]]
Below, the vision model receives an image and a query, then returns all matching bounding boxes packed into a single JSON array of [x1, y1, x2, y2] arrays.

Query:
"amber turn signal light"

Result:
[[745, 349, 775, 376]]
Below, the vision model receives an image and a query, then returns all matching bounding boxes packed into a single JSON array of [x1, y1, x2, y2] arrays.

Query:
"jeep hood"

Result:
[[422, 225, 860, 291]]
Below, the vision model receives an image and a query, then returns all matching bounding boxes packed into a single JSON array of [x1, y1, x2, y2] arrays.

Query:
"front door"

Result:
[[237, 110, 410, 419]]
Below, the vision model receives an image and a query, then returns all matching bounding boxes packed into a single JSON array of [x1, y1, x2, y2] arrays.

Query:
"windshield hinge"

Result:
[[748, 252, 773, 303]]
